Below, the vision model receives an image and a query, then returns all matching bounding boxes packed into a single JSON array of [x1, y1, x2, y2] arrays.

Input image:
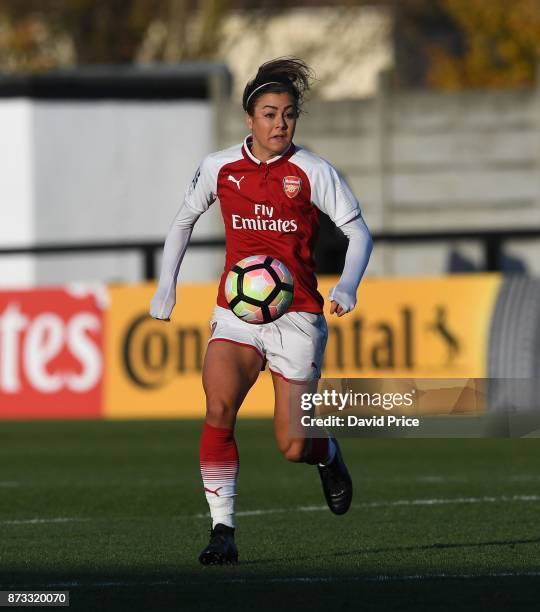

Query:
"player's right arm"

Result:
[[149, 157, 217, 320]]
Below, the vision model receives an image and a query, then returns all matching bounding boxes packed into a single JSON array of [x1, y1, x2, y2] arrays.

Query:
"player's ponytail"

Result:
[[242, 57, 313, 116]]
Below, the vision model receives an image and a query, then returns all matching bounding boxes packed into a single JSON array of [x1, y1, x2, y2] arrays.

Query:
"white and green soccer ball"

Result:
[[224, 255, 294, 324]]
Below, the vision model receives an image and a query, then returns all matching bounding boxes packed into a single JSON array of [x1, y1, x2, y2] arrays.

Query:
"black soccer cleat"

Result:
[[198, 523, 238, 565], [317, 438, 353, 515]]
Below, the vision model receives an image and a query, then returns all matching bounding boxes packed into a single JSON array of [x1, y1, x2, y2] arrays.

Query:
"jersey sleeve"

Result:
[[184, 155, 218, 214], [310, 161, 361, 227]]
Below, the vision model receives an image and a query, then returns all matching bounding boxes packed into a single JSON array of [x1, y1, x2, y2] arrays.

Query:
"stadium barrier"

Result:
[[2, 226, 540, 280], [3, 273, 535, 419]]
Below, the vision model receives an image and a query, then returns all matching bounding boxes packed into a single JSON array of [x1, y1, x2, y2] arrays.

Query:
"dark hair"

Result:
[[242, 57, 313, 116]]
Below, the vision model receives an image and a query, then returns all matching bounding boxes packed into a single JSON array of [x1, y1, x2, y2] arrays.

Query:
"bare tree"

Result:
[[0, 0, 230, 71]]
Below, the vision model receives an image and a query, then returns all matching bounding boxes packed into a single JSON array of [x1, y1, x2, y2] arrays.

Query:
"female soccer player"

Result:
[[150, 58, 372, 565]]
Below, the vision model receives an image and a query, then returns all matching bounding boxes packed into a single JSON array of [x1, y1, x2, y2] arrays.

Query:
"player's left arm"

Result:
[[311, 160, 373, 316], [329, 214, 372, 316]]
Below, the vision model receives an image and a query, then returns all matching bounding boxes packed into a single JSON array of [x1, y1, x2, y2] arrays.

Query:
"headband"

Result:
[[245, 81, 283, 108]]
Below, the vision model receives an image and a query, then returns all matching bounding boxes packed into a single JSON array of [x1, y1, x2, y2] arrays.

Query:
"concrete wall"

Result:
[[219, 80, 540, 276], [32, 100, 222, 284], [0, 98, 223, 287]]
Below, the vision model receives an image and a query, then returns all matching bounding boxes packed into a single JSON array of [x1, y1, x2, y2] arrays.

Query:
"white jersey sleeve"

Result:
[[149, 203, 199, 320], [311, 161, 360, 226], [290, 149, 361, 227], [290, 146, 370, 314], [149, 155, 218, 320], [184, 155, 219, 214], [328, 214, 373, 313], [149, 145, 244, 320]]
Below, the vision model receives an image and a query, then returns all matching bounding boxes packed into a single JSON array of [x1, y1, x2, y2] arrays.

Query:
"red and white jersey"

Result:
[[184, 136, 361, 313]]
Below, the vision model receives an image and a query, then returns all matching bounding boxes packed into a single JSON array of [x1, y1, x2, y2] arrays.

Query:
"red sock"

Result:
[[199, 422, 239, 528]]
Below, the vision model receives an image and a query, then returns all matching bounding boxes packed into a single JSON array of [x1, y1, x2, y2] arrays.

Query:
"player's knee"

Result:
[[283, 440, 306, 463], [205, 397, 236, 426]]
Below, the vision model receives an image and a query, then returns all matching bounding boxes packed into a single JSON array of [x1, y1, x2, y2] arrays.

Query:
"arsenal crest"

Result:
[[283, 176, 302, 199]]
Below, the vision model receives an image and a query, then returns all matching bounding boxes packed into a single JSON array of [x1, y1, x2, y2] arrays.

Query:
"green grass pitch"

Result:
[[0, 420, 539, 611]]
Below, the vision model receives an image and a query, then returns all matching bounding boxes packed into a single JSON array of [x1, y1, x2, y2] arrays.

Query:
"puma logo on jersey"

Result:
[[228, 175, 245, 189]]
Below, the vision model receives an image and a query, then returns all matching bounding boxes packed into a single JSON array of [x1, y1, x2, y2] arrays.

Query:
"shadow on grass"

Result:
[[1, 564, 540, 612], [244, 535, 540, 565]]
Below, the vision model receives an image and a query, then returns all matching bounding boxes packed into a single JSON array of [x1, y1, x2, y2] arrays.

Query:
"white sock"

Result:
[[201, 468, 238, 529], [207, 496, 235, 529]]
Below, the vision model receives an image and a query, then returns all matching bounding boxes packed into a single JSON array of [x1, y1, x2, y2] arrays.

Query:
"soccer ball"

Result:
[[224, 255, 294, 324]]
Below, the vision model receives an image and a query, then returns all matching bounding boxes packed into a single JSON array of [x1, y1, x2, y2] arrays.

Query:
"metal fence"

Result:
[[1, 227, 539, 282]]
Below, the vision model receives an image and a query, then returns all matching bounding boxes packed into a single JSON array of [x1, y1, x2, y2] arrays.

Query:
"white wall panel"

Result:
[[0, 100, 34, 286]]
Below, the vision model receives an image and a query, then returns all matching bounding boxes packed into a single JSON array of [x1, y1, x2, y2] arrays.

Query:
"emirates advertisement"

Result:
[[0, 286, 105, 419]]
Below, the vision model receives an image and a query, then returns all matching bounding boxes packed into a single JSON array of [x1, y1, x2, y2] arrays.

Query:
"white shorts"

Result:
[[208, 305, 328, 382]]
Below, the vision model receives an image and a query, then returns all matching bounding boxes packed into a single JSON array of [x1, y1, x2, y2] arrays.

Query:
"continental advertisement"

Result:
[[0, 274, 504, 419]]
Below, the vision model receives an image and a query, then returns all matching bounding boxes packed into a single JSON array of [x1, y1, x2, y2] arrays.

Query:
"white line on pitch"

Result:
[[193, 494, 540, 519], [11, 571, 539, 589], [3, 495, 538, 526], [0, 518, 90, 525], [366, 494, 540, 507], [226, 571, 540, 584]]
